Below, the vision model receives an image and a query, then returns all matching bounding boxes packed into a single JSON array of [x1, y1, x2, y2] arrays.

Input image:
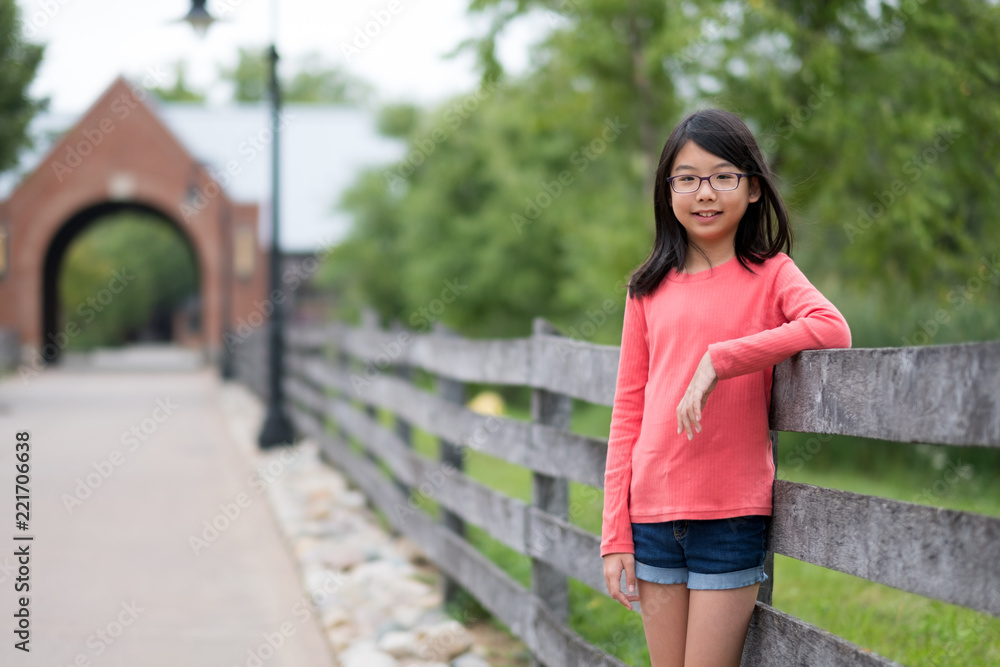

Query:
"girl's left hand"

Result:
[[676, 351, 718, 440]]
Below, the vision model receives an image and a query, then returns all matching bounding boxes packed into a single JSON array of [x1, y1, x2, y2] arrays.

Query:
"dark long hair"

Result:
[[629, 108, 791, 299]]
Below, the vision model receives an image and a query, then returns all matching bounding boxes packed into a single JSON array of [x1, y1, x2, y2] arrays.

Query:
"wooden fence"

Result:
[[244, 316, 999, 666]]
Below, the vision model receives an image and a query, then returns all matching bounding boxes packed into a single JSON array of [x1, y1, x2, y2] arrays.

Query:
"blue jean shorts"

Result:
[[631, 515, 770, 590]]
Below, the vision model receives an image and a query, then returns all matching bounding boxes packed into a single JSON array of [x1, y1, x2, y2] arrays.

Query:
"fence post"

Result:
[[325, 335, 353, 469], [390, 319, 414, 502], [359, 309, 383, 472], [758, 430, 778, 606], [434, 322, 466, 607], [328, 309, 382, 518], [530, 317, 571, 633]]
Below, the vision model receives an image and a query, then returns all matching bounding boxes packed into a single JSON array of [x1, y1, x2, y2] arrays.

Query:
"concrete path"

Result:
[[0, 358, 338, 666]]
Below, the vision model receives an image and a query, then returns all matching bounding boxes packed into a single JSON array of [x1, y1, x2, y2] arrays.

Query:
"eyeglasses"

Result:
[[666, 172, 750, 194]]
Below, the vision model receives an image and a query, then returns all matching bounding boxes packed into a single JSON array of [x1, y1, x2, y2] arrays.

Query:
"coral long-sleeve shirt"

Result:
[[600, 252, 851, 557]]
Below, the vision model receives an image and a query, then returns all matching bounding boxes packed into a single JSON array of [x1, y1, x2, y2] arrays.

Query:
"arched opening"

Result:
[[41, 201, 202, 363]]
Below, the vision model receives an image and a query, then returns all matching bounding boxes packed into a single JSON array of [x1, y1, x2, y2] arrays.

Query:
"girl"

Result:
[[601, 108, 851, 667]]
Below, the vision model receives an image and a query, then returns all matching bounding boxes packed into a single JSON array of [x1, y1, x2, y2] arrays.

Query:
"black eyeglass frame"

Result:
[[666, 172, 752, 194]]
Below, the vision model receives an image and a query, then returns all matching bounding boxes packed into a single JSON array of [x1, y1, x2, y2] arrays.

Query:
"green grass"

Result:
[[773, 554, 1000, 666], [346, 397, 1000, 666]]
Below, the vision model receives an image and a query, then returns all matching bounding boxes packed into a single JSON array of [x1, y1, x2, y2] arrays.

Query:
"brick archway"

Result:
[[0, 76, 268, 367], [41, 200, 203, 361]]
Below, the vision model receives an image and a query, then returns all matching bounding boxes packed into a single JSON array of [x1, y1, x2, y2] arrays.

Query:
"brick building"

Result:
[[0, 75, 402, 369]]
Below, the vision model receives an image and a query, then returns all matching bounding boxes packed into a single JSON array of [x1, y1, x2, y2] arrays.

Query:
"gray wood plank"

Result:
[[772, 343, 1000, 447], [530, 335, 621, 406], [772, 479, 1000, 617], [742, 602, 904, 666], [292, 327, 1000, 451], [296, 357, 609, 488], [526, 507, 605, 596], [295, 387, 531, 554]]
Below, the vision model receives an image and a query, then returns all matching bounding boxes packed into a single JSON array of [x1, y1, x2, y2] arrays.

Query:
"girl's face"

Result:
[[668, 140, 760, 254]]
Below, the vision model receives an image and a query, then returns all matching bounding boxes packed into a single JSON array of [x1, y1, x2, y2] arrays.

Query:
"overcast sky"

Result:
[[19, 0, 547, 113]]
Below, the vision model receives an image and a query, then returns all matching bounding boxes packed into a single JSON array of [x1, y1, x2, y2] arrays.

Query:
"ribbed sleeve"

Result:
[[600, 290, 648, 556], [707, 257, 851, 380]]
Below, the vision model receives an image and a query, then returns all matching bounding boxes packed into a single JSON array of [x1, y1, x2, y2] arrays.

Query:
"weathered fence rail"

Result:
[[245, 317, 1000, 666]]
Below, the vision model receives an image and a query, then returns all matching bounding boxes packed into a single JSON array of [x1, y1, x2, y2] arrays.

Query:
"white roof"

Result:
[[0, 101, 404, 252]]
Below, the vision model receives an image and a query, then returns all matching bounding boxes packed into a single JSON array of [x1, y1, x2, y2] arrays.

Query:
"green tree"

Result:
[[151, 61, 206, 102], [703, 0, 1000, 292], [324, 0, 710, 338], [376, 103, 420, 138], [327, 0, 1000, 346], [59, 213, 198, 350], [221, 46, 269, 103], [0, 0, 46, 174], [284, 51, 373, 104], [221, 47, 371, 104]]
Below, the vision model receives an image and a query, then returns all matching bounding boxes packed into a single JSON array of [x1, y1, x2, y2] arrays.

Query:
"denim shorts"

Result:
[[631, 515, 770, 590]]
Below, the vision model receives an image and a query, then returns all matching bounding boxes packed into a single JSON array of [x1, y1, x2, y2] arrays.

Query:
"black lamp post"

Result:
[[219, 199, 234, 380], [182, 0, 294, 448]]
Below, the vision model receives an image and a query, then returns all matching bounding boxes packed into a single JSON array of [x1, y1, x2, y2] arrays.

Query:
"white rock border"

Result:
[[219, 381, 493, 667]]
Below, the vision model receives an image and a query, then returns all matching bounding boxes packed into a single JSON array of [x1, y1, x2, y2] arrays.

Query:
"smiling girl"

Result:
[[601, 109, 851, 666]]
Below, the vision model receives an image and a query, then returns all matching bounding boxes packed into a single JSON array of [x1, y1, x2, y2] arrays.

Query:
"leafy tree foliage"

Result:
[[59, 213, 198, 349], [221, 47, 371, 105], [150, 61, 206, 102], [324, 0, 1000, 346], [220, 46, 270, 103], [0, 0, 45, 174], [327, 0, 708, 339], [704, 0, 1000, 291]]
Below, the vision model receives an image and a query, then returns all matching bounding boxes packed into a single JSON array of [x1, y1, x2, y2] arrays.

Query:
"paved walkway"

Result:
[[0, 357, 338, 666]]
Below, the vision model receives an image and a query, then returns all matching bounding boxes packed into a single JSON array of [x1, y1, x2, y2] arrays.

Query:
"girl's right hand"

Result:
[[676, 350, 719, 440], [603, 552, 640, 609]]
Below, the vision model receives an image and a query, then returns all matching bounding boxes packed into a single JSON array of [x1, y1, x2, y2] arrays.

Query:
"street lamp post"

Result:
[[257, 41, 295, 448], [182, 0, 294, 448]]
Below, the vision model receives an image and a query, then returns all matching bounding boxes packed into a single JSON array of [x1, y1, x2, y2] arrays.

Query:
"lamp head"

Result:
[[180, 0, 216, 38]]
